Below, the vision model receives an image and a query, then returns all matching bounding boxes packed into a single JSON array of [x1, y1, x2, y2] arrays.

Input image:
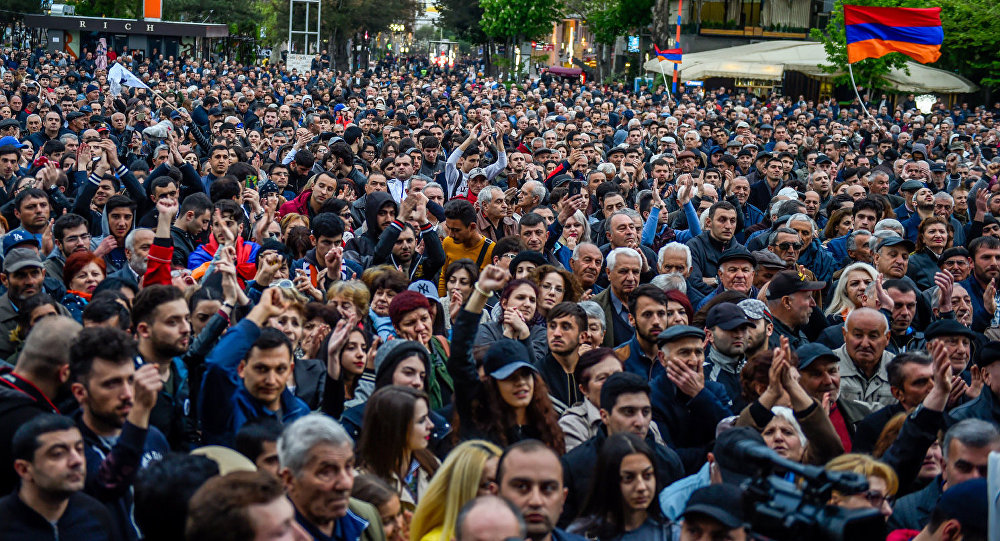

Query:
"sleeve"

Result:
[[881, 405, 944, 492], [415, 222, 445, 281], [199, 319, 261, 436], [84, 421, 149, 502], [444, 146, 463, 196], [448, 309, 487, 426], [484, 146, 507, 180], [373, 219, 404, 266], [72, 171, 102, 216], [795, 400, 845, 465], [641, 206, 661, 247], [673, 201, 703, 243], [117, 166, 150, 216], [187, 121, 212, 154], [143, 238, 174, 287]]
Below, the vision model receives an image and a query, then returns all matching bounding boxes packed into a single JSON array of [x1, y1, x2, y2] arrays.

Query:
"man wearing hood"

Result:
[[345, 190, 398, 265]]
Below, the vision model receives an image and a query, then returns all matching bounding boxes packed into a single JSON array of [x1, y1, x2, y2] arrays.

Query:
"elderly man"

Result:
[[696, 247, 757, 310], [278, 414, 384, 541], [836, 308, 896, 417], [476, 186, 516, 242], [873, 235, 915, 281], [569, 242, 604, 294], [593, 247, 642, 347], [764, 269, 825, 349], [787, 213, 836, 284], [687, 201, 743, 296]]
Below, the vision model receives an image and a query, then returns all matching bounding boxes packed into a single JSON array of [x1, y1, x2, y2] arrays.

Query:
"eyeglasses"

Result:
[[63, 233, 92, 244], [774, 242, 803, 251], [861, 490, 893, 508]]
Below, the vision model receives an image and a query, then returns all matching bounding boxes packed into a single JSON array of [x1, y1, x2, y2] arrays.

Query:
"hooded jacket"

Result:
[[345, 191, 398, 262]]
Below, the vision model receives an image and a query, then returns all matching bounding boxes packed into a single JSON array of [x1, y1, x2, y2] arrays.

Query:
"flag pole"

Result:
[[846, 50, 889, 139]]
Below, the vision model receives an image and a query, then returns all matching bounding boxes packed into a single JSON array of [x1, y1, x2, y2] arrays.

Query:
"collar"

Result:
[[0, 370, 60, 413], [835, 345, 890, 382], [583, 398, 602, 427], [708, 346, 744, 375], [610, 288, 627, 316]]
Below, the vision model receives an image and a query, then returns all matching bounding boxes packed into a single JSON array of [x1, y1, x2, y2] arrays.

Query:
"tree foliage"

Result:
[[479, 0, 562, 42], [164, 0, 262, 35], [935, 0, 1000, 90], [68, 0, 138, 18], [263, 0, 417, 49], [585, 0, 655, 45], [435, 0, 487, 43]]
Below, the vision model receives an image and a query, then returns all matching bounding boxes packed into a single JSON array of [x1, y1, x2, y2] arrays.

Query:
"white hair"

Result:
[[124, 228, 152, 252], [873, 219, 904, 238], [477, 185, 502, 204], [651, 272, 687, 294], [571, 242, 601, 262], [278, 413, 353, 477], [578, 300, 606, 331], [658, 242, 692, 270], [787, 213, 818, 235], [523, 181, 546, 201], [770, 406, 808, 448], [606, 247, 641, 271]]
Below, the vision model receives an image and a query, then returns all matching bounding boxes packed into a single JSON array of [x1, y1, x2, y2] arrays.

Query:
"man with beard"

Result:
[[0, 317, 82, 494], [107, 228, 153, 288], [902, 187, 937, 242], [616, 285, 670, 382], [131, 285, 194, 450], [537, 302, 587, 413], [704, 303, 756, 410], [836, 308, 896, 417], [687, 202, 742, 296], [958, 236, 1000, 333], [372, 193, 445, 282], [593, 248, 641, 348], [278, 414, 384, 541], [69, 326, 168, 541], [738, 299, 773, 362], [852, 352, 936, 454], [1, 414, 117, 539], [45, 213, 106, 284]]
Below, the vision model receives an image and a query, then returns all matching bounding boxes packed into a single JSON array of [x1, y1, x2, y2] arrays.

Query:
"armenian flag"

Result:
[[653, 45, 682, 64], [844, 5, 943, 64]]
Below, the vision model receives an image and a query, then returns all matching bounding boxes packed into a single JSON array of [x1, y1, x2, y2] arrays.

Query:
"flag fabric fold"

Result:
[[653, 45, 682, 64], [844, 5, 942, 64], [108, 62, 151, 97]]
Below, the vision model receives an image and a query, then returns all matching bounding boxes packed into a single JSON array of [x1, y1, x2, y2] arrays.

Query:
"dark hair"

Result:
[[135, 454, 220, 541], [131, 284, 185, 330], [886, 351, 932, 389], [370, 266, 409, 295], [493, 236, 525, 260], [12, 413, 78, 462], [445, 258, 479, 287], [352, 474, 399, 510], [599, 372, 650, 412], [105, 193, 137, 215], [853, 198, 884, 220], [209, 176, 241, 202], [234, 417, 285, 464], [708, 200, 737, 219], [69, 326, 138, 384], [213, 197, 242, 221], [547, 301, 587, 331], [627, 284, 667, 316], [500, 279, 541, 323], [53, 213, 88, 243], [185, 471, 287, 541], [249, 327, 294, 360], [358, 386, 437, 485], [495, 439, 562, 485], [82, 293, 131, 330], [294, 148, 315, 168], [285, 226, 313, 259], [305, 301, 341, 326], [179, 192, 213, 217], [574, 433, 662, 538], [882, 278, 916, 296], [575, 348, 617, 390], [444, 199, 476, 226], [148, 175, 178, 197], [968, 235, 1000, 259], [518, 212, 545, 231], [14, 187, 48, 211], [311, 212, 345, 239]]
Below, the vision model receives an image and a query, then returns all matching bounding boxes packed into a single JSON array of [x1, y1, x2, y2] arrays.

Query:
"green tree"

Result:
[[810, 0, 934, 93], [479, 0, 561, 77], [435, 0, 487, 43], [6, 0, 43, 14], [69, 0, 139, 18], [935, 0, 1000, 94]]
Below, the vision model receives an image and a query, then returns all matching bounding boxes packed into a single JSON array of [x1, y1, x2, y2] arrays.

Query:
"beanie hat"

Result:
[[387, 290, 431, 328], [372, 339, 430, 389]]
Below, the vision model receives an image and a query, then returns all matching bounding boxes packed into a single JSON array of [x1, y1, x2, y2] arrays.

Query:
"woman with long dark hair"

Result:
[[569, 433, 668, 541], [357, 385, 440, 507], [448, 264, 565, 453], [473, 278, 548, 364]]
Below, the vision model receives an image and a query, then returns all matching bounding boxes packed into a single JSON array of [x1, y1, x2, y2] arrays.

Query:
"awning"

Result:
[[643, 40, 977, 94], [546, 67, 583, 76]]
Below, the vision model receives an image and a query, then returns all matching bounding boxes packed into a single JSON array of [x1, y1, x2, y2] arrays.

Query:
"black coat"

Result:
[[558, 426, 683, 527], [852, 402, 904, 454]]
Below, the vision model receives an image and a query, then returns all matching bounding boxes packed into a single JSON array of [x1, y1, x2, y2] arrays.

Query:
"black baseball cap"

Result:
[[796, 343, 839, 371], [765, 270, 826, 300], [484, 339, 537, 380], [683, 484, 746, 529], [706, 303, 753, 331], [713, 426, 765, 484], [815, 154, 833, 165]]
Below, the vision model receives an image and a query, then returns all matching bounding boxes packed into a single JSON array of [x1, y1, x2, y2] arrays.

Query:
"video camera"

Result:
[[725, 439, 886, 541]]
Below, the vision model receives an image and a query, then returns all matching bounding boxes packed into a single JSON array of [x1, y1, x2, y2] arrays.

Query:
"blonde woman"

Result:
[[824, 262, 878, 324], [410, 440, 502, 541], [825, 453, 899, 521]]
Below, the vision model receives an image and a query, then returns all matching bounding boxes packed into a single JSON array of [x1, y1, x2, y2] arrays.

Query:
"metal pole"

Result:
[[287, 0, 293, 55]]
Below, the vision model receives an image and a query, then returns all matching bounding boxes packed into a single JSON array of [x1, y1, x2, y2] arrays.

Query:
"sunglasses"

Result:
[[774, 242, 803, 251]]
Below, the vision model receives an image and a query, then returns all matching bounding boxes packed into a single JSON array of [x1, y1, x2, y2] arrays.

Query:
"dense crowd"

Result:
[[0, 41, 997, 541]]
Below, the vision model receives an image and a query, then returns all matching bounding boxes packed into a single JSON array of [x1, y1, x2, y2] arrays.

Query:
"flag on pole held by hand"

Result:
[[844, 5, 942, 64], [653, 45, 682, 64], [108, 62, 150, 96]]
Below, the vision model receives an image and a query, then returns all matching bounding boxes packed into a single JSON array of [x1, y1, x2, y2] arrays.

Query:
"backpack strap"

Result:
[[475, 237, 494, 268]]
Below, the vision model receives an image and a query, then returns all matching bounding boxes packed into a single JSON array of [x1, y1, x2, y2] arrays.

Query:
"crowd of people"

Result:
[[0, 40, 998, 541]]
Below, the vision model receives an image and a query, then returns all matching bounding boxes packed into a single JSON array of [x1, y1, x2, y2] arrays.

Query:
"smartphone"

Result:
[[569, 180, 583, 198], [237, 122, 244, 129]]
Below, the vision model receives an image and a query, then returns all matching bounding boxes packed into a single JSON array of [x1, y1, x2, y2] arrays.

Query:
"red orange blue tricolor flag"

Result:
[[844, 5, 943, 64], [653, 45, 682, 64]]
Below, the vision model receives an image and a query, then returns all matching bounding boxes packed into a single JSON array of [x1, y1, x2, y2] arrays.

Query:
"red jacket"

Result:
[[278, 190, 312, 218], [144, 241, 174, 287]]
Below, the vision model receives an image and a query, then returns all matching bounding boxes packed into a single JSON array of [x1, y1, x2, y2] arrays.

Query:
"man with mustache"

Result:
[[958, 236, 1000, 333], [835, 307, 896, 418], [593, 247, 641, 348], [569, 242, 603, 294], [704, 303, 756, 411], [696, 248, 757, 310]]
